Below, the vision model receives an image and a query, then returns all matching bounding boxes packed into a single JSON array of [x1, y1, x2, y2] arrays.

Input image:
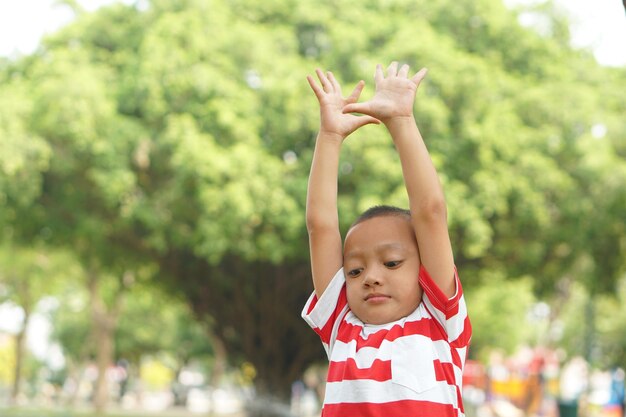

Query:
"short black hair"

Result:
[[351, 205, 411, 228]]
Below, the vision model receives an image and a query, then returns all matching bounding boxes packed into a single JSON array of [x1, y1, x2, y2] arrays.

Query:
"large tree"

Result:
[[1, 21, 150, 412], [1, 0, 625, 414]]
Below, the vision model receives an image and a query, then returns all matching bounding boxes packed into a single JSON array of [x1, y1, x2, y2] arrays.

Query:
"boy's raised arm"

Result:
[[306, 70, 379, 298], [343, 62, 455, 297]]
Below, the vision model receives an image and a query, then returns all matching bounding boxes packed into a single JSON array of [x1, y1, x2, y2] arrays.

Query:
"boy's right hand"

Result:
[[307, 69, 380, 140], [342, 62, 427, 125]]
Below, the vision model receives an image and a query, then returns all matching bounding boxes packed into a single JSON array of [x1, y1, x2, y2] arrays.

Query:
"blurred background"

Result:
[[0, 1, 625, 417]]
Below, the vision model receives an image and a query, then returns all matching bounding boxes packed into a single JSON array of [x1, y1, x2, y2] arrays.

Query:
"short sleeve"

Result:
[[419, 265, 472, 347], [301, 268, 350, 357]]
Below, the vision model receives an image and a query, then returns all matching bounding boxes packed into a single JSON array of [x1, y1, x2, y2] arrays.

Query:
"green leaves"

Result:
[[0, 0, 625, 396], [0, 81, 50, 213]]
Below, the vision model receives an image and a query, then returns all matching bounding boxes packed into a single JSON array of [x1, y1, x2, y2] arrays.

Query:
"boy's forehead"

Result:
[[347, 215, 413, 234], [344, 216, 415, 251], [344, 241, 407, 259]]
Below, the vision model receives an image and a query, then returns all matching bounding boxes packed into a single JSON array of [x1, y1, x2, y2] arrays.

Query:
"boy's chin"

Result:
[[356, 301, 421, 325], [358, 311, 406, 325]]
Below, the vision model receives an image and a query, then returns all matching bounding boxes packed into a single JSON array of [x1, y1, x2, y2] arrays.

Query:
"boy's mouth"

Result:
[[364, 293, 391, 303]]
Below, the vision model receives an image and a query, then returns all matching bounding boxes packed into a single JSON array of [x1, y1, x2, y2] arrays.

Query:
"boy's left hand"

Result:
[[307, 69, 380, 139], [343, 62, 427, 125]]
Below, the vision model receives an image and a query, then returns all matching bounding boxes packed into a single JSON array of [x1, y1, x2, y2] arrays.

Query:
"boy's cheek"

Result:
[[345, 284, 358, 303], [345, 284, 364, 309]]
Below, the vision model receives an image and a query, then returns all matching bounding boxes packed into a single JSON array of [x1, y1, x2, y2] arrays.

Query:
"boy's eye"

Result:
[[347, 268, 362, 277], [384, 261, 401, 268]]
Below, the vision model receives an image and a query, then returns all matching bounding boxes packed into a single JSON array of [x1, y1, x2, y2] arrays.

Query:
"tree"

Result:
[[50, 276, 215, 405], [1, 38, 150, 413], [46, 279, 92, 405], [464, 272, 537, 359], [0, 245, 74, 403], [597, 276, 626, 369], [1, 0, 625, 414]]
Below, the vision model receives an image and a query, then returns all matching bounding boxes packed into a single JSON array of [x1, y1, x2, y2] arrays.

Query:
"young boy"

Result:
[[302, 62, 472, 417]]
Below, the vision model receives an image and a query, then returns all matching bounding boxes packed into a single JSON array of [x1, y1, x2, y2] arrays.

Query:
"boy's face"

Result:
[[343, 215, 422, 325]]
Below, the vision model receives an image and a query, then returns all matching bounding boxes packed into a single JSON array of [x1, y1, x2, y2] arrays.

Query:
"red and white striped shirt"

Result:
[[302, 265, 471, 417]]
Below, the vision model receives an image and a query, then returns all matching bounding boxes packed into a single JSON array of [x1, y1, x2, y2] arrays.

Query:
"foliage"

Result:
[[595, 276, 626, 369], [0, 335, 16, 384], [49, 276, 213, 369], [464, 272, 537, 360], [0, 0, 625, 404], [114, 282, 214, 366], [0, 245, 78, 399], [47, 280, 92, 366], [555, 280, 593, 359]]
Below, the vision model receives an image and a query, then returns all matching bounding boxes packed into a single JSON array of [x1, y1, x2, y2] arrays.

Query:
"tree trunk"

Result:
[[64, 361, 83, 406], [158, 252, 325, 417], [88, 270, 122, 415], [208, 332, 228, 414], [92, 314, 115, 414], [11, 307, 31, 405]]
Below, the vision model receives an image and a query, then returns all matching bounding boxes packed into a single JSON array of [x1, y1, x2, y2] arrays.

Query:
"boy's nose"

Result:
[[362, 270, 382, 287]]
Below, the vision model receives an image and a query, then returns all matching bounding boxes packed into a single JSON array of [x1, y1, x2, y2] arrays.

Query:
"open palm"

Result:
[[343, 62, 427, 124], [307, 69, 379, 139]]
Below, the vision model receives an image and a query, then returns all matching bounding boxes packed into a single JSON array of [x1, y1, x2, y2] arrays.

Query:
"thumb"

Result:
[[353, 115, 381, 130], [343, 101, 372, 116], [411, 68, 428, 86]]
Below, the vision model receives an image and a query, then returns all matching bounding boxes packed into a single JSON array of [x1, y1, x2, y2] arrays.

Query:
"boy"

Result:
[[302, 62, 472, 416]]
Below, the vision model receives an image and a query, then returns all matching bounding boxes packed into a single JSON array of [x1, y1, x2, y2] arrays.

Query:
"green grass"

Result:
[[1, 410, 80, 417], [0, 408, 203, 417]]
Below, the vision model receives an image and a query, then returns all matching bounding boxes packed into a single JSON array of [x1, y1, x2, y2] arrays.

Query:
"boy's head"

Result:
[[343, 205, 423, 325], [351, 205, 411, 227]]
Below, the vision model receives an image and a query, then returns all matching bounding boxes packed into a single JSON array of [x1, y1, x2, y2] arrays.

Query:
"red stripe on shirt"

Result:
[[419, 266, 463, 319], [433, 359, 458, 384], [451, 316, 473, 348], [322, 399, 459, 417], [335, 316, 448, 346], [331, 359, 460, 385], [457, 383, 465, 413], [327, 358, 392, 382], [312, 288, 349, 344], [330, 358, 462, 386]]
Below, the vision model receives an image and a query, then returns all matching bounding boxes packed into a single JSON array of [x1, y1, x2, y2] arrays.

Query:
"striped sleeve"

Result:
[[419, 266, 472, 347], [301, 268, 350, 358]]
